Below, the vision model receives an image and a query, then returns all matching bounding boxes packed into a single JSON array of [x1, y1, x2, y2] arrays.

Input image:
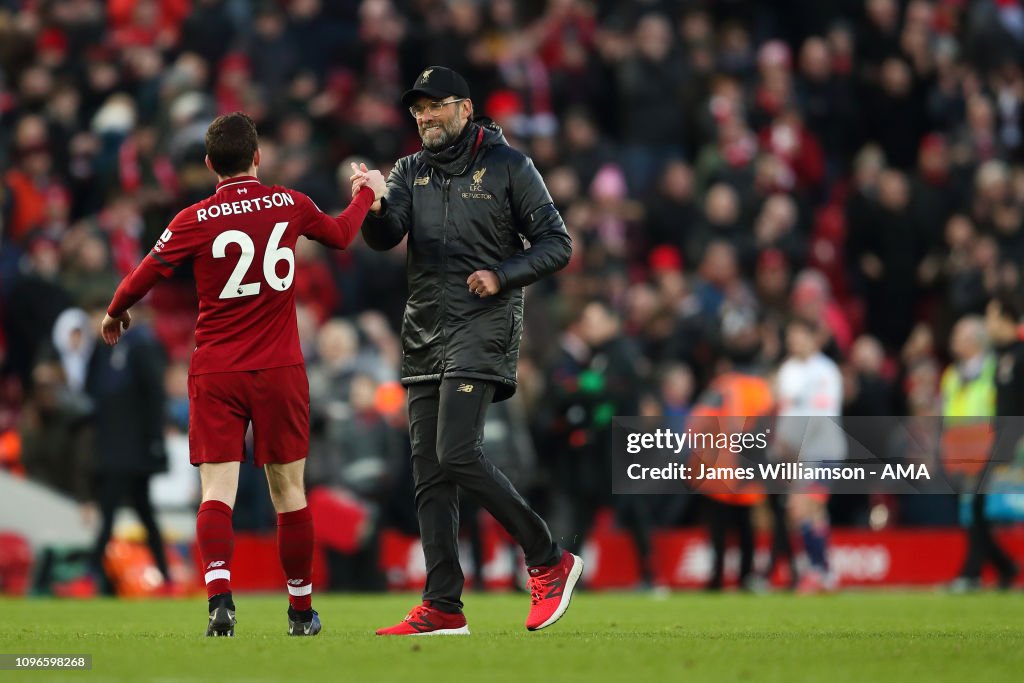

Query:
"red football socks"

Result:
[[196, 500, 234, 600], [278, 507, 314, 611]]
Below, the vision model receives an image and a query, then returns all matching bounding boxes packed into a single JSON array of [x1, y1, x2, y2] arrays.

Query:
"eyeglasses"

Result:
[[409, 98, 466, 119]]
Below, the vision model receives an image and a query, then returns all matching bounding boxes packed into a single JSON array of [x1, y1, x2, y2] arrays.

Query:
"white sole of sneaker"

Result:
[[530, 553, 584, 631], [408, 626, 470, 636]]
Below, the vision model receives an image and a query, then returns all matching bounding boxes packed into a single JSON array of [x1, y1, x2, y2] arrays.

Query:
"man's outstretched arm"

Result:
[[360, 157, 413, 251], [301, 171, 385, 249]]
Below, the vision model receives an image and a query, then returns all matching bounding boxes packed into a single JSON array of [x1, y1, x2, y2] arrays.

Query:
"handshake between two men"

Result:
[[349, 162, 387, 211], [348, 161, 500, 299]]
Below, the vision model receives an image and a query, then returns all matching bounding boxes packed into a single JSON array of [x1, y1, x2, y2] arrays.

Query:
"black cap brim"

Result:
[[401, 87, 454, 108]]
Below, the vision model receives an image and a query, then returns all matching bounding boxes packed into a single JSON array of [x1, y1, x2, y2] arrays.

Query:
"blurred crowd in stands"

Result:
[[3, 0, 1024, 588]]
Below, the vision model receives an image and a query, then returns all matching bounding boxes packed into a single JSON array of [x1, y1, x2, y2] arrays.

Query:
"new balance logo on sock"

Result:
[[207, 561, 226, 569], [288, 579, 305, 586]]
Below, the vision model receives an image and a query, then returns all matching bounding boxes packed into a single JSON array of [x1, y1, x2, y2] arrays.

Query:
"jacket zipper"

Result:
[[440, 176, 451, 372], [437, 129, 482, 377]]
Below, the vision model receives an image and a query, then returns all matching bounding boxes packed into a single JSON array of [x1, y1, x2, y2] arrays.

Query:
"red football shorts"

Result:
[[187, 364, 309, 467]]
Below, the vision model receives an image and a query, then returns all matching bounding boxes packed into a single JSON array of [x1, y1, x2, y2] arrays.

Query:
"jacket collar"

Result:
[[421, 122, 485, 176]]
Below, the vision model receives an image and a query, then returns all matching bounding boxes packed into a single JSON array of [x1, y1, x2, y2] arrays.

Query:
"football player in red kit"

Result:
[[100, 112, 386, 637]]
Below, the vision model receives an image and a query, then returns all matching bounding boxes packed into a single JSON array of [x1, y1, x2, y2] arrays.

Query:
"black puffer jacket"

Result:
[[362, 120, 572, 401]]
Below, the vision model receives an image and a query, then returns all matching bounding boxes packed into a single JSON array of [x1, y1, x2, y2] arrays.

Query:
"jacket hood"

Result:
[[474, 117, 508, 149]]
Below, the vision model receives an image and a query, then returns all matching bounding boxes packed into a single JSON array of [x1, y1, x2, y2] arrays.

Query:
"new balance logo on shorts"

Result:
[[457, 384, 474, 393]]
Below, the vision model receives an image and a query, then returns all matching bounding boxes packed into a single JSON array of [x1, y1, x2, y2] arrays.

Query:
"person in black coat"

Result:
[[952, 291, 1023, 590], [356, 67, 578, 634], [846, 169, 927, 351], [2, 238, 73, 389], [84, 303, 171, 591]]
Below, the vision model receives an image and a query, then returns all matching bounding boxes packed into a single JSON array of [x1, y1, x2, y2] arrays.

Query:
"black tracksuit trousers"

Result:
[[408, 379, 560, 612]]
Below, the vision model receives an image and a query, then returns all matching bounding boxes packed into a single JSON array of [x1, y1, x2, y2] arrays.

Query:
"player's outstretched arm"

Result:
[[299, 179, 380, 250]]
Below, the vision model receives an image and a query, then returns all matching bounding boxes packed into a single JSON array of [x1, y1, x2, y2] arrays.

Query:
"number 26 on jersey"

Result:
[[213, 221, 294, 299]]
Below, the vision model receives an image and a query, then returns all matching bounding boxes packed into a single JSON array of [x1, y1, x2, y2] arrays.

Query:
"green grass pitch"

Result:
[[1, 592, 1022, 682]]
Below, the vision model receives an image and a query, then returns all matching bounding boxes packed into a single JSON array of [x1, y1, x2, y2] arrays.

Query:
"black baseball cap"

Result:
[[401, 66, 471, 108]]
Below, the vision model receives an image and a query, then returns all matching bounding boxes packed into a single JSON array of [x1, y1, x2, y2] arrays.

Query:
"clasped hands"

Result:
[[350, 162, 499, 298], [349, 162, 387, 212]]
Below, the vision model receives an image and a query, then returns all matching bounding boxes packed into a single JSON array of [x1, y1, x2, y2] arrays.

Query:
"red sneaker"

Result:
[[375, 602, 470, 636], [525, 550, 584, 631]]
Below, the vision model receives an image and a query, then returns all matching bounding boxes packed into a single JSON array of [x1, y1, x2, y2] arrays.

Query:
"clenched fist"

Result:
[[467, 270, 500, 298]]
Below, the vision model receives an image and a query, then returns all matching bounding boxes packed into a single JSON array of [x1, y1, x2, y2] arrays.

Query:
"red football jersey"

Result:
[[108, 176, 374, 375]]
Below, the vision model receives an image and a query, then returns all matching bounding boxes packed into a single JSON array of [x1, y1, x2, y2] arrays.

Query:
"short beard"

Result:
[[421, 117, 463, 152]]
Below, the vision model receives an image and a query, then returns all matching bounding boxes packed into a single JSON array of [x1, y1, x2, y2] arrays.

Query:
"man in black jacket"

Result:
[[85, 303, 171, 593], [953, 291, 1022, 590], [355, 67, 581, 635]]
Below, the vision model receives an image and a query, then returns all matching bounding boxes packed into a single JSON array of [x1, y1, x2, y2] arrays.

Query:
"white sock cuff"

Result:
[[205, 569, 230, 584]]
